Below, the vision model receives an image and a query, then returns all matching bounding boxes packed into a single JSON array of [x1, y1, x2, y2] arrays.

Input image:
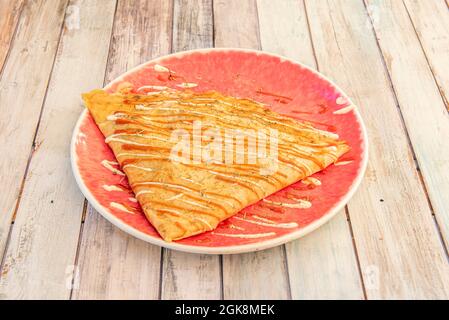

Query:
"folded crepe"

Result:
[[82, 88, 349, 241]]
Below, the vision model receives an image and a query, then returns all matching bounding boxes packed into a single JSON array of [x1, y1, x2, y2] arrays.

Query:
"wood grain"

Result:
[[305, 0, 449, 299], [214, 0, 290, 300], [366, 0, 449, 257], [74, 207, 161, 299], [160, 0, 221, 300], [213, 0, 260, 49], [0, 0, 23, 73], [403, 0, 449, 109], [0, 0, 116, 300], [73, 0, 173, 300], [257, 0, 364, 300], [0, 0, 68, 277]]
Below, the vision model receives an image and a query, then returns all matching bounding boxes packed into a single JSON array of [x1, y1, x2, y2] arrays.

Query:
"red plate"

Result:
[[71, 49, 368, 254]]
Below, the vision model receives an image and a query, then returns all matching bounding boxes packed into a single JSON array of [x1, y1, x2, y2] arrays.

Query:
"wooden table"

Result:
[[0, 0, 448, 300]]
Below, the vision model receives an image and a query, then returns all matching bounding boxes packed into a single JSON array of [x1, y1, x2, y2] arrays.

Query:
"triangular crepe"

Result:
[[82, 89, 349, 241]]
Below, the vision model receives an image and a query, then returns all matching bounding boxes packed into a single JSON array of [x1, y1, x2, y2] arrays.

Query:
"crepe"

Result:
[[82, 88, 349, 241]]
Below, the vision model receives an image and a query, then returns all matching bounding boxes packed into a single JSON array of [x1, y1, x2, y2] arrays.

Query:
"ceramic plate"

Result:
[[71, 48, 368, 254]]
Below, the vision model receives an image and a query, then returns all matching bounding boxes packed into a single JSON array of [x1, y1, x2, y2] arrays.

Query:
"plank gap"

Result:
[[344, 207, 368, 300]]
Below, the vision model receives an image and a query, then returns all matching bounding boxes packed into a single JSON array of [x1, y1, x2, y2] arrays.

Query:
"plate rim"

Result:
[[70, 47, 369, 254]]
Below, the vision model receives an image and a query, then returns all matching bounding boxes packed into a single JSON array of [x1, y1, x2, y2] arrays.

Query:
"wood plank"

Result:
[[305, 0, 449, 299], [0, 0, 68, 272], [257, 0, 364, 300], [0, 0, 116, 300], [213, 0, 260, 49], [160, 0, 221, 300], [214, 0, 290, 300], [366, 0, 449, 258], [173, 0, 213, 51], [74, 207, 161, 299], [0, 0, 23, 72], [403, 0, 449, 109], [161, 250, 221, 299], [73, 0, 173, 300]]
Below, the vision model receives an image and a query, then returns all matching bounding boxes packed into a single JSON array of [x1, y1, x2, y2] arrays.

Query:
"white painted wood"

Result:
[[257, 0, 364, 300], [160, 0, 221, 300], [162, 250, 221, 299], [74, 0, 173, 299], [0, 0, 116, 300], [214, 0, 290, 300], [0, 0, 68, 275], [223, 247, 290, 300], [305, 0, 449, 299], [366, 0, 449, 257], [213, 0, 261, 50], [0, 0, 23, 72], [403, 0, 449, 109], [74, 207, 161, 299]]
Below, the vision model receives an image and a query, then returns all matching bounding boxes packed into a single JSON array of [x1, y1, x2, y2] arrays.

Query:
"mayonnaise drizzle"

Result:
[[229, 224, 245, 231], [263, 198, 312, 209], [135, 190, 154, 198], [154, 64, 170, 72], [333, 105, 355, 114], [179, 198, 211, 210], [302, 177, 321, 186], [101, 160, 125, 176], [105, 133, 170, 144], [102, 184, 124, 192], [334, 160, 353, 166], [212, 232, 276, 239], [336, 96, 348, 105], [110, 202, 134, 214], [176, 82, 198, 88], [129, 197, 137, 203], [166, 194, 183, 201], [234, 216, 298, 228], [123, 164, 155, 172]]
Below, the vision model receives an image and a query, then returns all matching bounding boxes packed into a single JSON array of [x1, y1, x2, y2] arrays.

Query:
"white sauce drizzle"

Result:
[[128, 197, 137, 203], [336, 96, 348, 105], [122, 164, 154, 172], [302, 177, 322, 186], [179, 177, 202, 186], [166, 194, 183, 201], [178, 198, 211, 210], [105, 133, 171, 145], [102, 184, 123, 192], [110, 202, 134, 214], [229, 224, 245, 231], [105, 137, 154, 147], [234, 216, 298, 229], [135, 190, 154, 198], [101, 160, 125, 176], [334, 160, 353, 166], [76, 132, 87, 145], [212, 232, 276, 239], [333, 105, 355, 114], [176, 82, 198, 88], [263, 198, 312, 209], [154, 64, 170, 72]]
